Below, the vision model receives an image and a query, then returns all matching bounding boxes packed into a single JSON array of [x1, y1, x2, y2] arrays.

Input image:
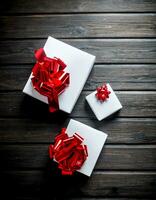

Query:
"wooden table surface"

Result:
[[0, 0, 156, 199]]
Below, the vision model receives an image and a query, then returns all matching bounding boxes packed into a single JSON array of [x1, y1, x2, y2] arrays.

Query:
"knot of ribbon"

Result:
[[95, 83, 111, 101], [49, 128, 88, 175], [31, 48, 70, 112]]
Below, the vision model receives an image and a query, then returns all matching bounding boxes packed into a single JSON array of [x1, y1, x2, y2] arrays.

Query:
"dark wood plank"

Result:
[[12, 198, 153, 200], [0, 171, 156, 197], [8, 198, 153, 200], [1, 14, 156, 38], [1, 39, 156, 64], [0, 0, 156, 13], [0, 118, 156, 144], [86, 64, 156, 91], [60, 199, 151, 200], [9, 198, 151, 200], [0, 91, 155, 118], [0, 144, 156, 170], [0, 64, 156, 91]]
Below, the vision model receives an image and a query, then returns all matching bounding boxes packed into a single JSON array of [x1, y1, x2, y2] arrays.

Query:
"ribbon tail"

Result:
[[48, 90, 59, 113], [61, 170, 73, 175]]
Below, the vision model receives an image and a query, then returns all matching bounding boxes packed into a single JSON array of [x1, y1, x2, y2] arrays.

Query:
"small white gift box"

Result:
[[86, 84, 122, 121], [23, 36, 95, 113], [66, 119, 107, 176]]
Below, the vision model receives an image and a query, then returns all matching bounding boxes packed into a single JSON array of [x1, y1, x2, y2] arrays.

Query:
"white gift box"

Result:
[[86, 84, 122, 121], [66, 119, 107, 176], [23, 36, 95, 113]]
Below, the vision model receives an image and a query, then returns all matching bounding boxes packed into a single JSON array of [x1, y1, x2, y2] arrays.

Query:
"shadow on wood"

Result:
[[40, 160, 89, 200], [0, 159, 89, 200], [21, 94, 69, 122]]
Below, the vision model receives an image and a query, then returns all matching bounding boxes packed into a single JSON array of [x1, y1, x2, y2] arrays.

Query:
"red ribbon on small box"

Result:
[[96, 83, 111, 101], [49, 128, 88, 175], [31, 48, 70, 112]]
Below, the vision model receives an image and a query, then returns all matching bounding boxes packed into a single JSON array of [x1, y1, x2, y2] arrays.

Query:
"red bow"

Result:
[[31, 48, 70, 112], [49, 128, 88, 175], [96, 84, 111, 101]]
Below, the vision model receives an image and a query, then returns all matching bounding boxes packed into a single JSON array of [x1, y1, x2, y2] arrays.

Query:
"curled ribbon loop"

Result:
[[49, 128, 88, 175], [96, 83, 111, 101], [31, 48, 70, 112]]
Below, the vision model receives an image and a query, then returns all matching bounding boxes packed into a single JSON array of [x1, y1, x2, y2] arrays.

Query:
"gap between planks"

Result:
[[1, 169, 156, 175], [0, 143, 156, 148], [2, 12, 156, 15]]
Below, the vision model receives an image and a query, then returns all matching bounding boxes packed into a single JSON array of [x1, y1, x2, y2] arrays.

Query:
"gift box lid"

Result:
[[23, 36, 96, 113], [86, 84, 122, 121], [66, 119, 107, 176]]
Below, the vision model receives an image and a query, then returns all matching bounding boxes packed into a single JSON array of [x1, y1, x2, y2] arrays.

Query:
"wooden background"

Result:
[[0, 0, 156, 199]]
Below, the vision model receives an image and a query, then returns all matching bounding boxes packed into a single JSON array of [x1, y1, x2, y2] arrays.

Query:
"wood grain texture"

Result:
[[58, 199, 151, 200], [1, 14, 156, 38], [0, 144, 156, 170], [5, 198, 150, 200], [0, 118, 156, 144], [0, 0, 156, 199], [4, 198, 151, 200], [1, 39, 156, 64], [1, 64, 156, 91], [0, 0, 156, 13], [0, 92, 155, 118], [13, 198, 151, 200], [0, 171, 156, 198]]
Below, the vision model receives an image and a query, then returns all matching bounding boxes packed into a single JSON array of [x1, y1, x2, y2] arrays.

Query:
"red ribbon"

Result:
[[95, 83, 111, 101], [31, 48, 70, 112], [49, 128, 88, 175]]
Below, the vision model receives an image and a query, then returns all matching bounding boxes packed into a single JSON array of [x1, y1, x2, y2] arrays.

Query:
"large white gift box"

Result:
[[86, 83, 122, 121], [66, 119, 107, 176], [23, 36, 95, 113]]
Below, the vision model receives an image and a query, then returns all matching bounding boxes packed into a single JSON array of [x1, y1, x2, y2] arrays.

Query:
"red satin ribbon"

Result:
[[49, 128, 88, 175], [96, 83, 111, 101], [31, 48, 70, 112]]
